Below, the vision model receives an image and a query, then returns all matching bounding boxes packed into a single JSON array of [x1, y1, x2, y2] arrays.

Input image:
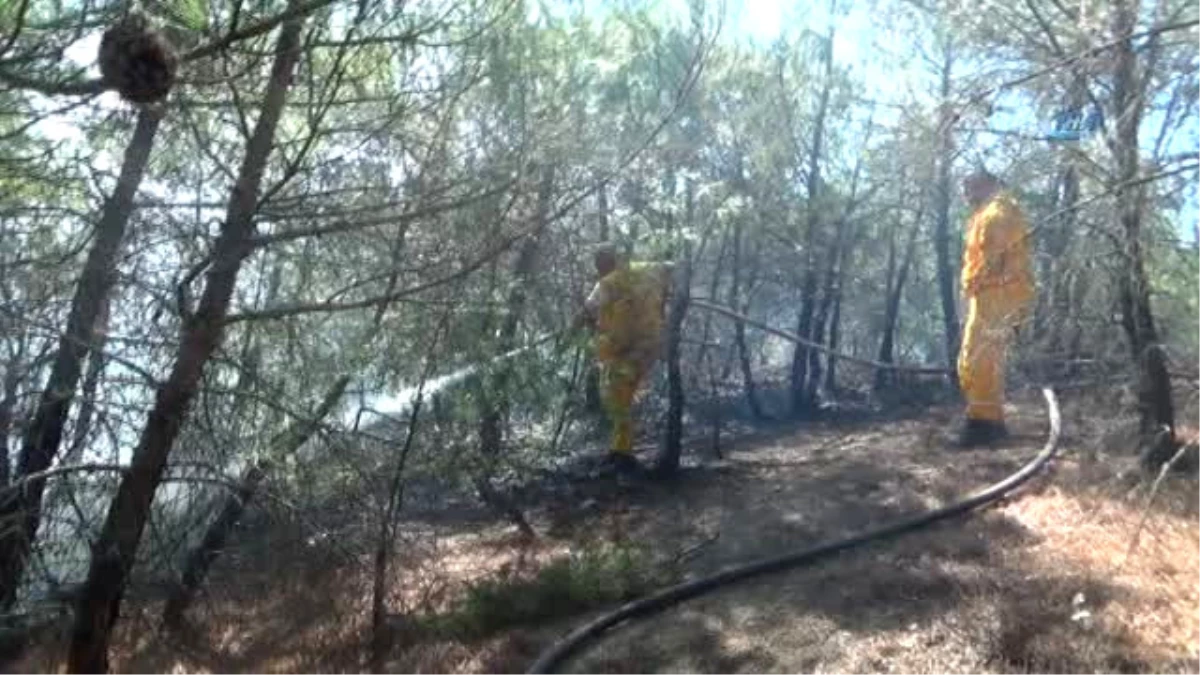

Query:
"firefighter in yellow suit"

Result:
[[575, 244, 673, 472], [957, 170, 1035, 447]]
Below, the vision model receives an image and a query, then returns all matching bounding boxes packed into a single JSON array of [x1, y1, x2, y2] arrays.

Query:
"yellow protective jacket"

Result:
[[961, 192, 1035, 318], [590, 261, 671, 365]]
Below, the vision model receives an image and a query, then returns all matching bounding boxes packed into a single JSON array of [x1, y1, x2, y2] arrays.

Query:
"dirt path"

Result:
[[526, 397, 1199, 674], [14, 394, 1195, 674]]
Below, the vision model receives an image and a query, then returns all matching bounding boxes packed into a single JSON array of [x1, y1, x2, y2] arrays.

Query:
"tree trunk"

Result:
[[807, 218, 857, 404], [875, 219, 920, 391], [164, 193, 415, 629], [729, 162, 764, 419], [0, 110, 161, 609], [475, 167, 553, 538], [824, 288, 843, 395], [698, 231, 728, 456], [161, 461, 268, 628], [806, 125, 869, 404], [46, 300, 112, 557], [161, 373, 348, 627], [806, 246, 839, 405], [370, 348, 435, 673], [64, 298, 110, 464], [790, 240, 819, 417], [790, 29, 834, 416], [657, 245, 691, 476], [0, 361, 22, 488], [824, 228, 859, 397], [1107, 0, 1175, 469], [934, 45, 961, 388], [1043, 161, 1081, 364], [67, 15, 305, 672], [875, 226, 900, 391], [583, 178, 608, 417], [1038, 78, 1085, 377], [731, 273, 763, 418], [656, 181, 693, 477]]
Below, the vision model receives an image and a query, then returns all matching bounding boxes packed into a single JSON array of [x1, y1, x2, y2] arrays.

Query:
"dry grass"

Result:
[[7, 391, 1198, 674], [555, 394, 1200, 674], [996, 480, 1198, 669]]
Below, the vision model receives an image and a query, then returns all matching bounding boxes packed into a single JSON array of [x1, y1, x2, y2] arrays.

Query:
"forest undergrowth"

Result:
[[8, 383, 1197, 674]]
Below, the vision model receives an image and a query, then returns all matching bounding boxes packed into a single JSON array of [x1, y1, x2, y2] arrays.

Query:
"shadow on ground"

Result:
[[10, 389, 1194, 674], [527, 393, 1196, 674]]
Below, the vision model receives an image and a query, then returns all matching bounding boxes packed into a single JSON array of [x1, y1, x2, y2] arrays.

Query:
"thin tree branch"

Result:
[[226, 23, 714, 324], [248, 180, 517, 248], [0, 463, 246, 499], [946, 18, 1199, 127]]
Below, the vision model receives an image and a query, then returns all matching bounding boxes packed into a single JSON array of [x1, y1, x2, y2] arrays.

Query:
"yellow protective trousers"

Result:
[[600, 358, 653, 454], [958, 292, 1015, 422]]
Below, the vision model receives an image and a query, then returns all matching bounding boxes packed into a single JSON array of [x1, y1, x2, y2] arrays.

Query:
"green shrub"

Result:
[[425, 541, 676, 639]]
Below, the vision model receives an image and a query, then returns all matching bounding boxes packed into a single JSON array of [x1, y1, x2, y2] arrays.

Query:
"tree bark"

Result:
[[46, 300, 112, 560], [657, 248, 691, 477], [656, 180, 694, 476], [730, 219, 764, 419], [728, 157, 764, 419], [698, 230, 728, 455], [695, 231, 728, 372], [1043, 160, 1081, 364], [0, 110, 161, 610], [824, 286, 843, 395], [164, 191, 416, 629], [933, 44, 961, 388], [790, 29, 834, 416], [64, 298, 110, 464], [808, 214, 861, 403], [806, 228, 842, 405], [67, 14, 305, 672], [0, 360, 22, 488], [875, 217, 920, 391], [1107, 0, 1175, 469], [805, 110, 867, 405], [824, 222, 861, 397]]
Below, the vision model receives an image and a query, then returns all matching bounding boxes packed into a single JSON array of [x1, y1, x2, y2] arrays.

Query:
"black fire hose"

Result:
[[528, 387, 1061, 673]]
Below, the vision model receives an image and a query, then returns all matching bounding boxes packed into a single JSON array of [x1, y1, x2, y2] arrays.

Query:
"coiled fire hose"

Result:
[[528, 387, 1061, 673]]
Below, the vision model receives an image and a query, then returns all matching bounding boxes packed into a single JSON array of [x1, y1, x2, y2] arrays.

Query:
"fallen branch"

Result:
[[674, 532, 720, 563], [690, 298, 950, 375], [1115, 433, 1196, 572]]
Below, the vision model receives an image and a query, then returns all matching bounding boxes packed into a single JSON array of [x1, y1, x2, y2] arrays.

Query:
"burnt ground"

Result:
[[8, 387, 1199, 674], [546, 398, 1199, 674]]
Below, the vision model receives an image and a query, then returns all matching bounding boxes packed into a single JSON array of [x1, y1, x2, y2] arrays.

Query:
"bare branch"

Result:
[[183, 0, 342, 61], [248, 180, 518, 248], [947, 18, 1199, 126], [0, 463, 246, 499]]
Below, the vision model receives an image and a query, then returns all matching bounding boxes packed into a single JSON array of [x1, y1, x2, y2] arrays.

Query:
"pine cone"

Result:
[[98, 14, 178, 104]]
